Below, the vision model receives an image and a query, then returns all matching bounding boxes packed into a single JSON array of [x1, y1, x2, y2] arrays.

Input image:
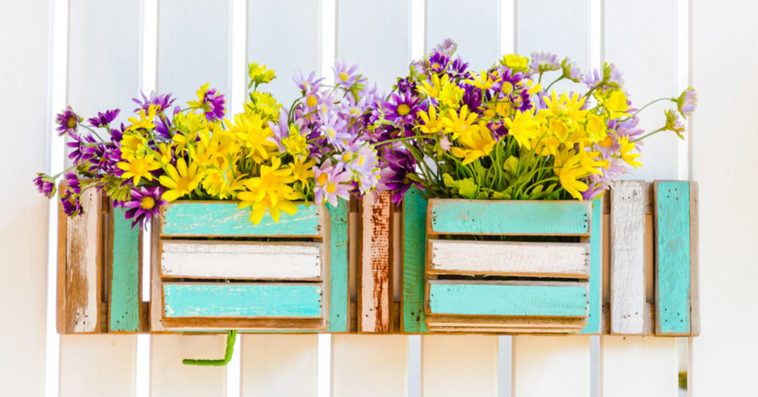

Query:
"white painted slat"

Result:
[[426, 0, 500, 70], [516, 0, 590, 69], [160, 240, 322, 280], [337, 0, 412, 91], [610, 181, 648, 335], [422, 335, 498, 396], [428, 239, 590, 278], [512, 335, 590, 397], [332, 335, 408, 397], [248, 0, 321, 103], [158, 0, 232, 101], [601, 336, 678, 397], [150, 334, 228, 396], [59, 335, 137, 397], [605, 0, 680, 181], [241, 334, 318, 397]]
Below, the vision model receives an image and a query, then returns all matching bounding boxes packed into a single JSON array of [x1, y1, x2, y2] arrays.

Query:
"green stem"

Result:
[[183, 330, 237, 366], [543, 76, 565, 94], [623, 97, 673, 120], [633, 127, 666, 142]]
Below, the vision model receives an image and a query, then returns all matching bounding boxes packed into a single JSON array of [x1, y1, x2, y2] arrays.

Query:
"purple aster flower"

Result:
[[529, 51, 560, 72], [88, 109, 121, 128], [67, 133, 98, 166], [34, 173, 56, 198], [426, 52, 450, 74], [382, 92, 422, 125], [396, 77, 416, 93], [462, 85, 483, 111], [583, 63, 624, 89], [64, 172, 81, 194], [123, 186, 167, 229], [60, 190, 82, 217], [132, 91, 176, 113], [313, 161, 352, 207], [677, 87, 697, 118], [319, 113, 350, 147], [201, 88, 226, 121], [448, 57, 469, 79], [56, 107, 81, 136], [433, 38, 457, 57], [294, 70, 325, 94], [379, 148, 422, 206], [334, 61, 363, 88], [561, 58, 583, 82]]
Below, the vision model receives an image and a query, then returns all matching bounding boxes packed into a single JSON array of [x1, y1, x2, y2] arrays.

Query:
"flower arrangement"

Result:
[[368, 39, 697, 205], [36, 62, 381, 227]]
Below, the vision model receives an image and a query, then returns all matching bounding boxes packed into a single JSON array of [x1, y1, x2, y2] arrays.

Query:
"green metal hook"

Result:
[[182, 330, 237, 366]]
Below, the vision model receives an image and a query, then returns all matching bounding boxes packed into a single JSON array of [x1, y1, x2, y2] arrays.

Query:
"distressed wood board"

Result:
[[359, 192, 392, 333]]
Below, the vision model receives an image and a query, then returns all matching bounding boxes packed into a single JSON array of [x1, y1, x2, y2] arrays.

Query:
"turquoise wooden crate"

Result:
[[151, 200, 349, 332], [402, 188, 602, 334]]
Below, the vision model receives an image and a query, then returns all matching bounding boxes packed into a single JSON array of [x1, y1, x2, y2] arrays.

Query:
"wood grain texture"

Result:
[[150, 216, 166, 332], [160, 240, 322, 280], [427, 280, 589, 317], [328, 200, 350, 332], [359, 192, 391, 332], [64, 188, 104, 333], [428, 199, 591, 236], [610, 181, 648, 334], [402, 187, 429, 332], [580, 197, 604, 334], [654, 181, 692, 335], [690, 182, 701, 335], [428, 239, 590, 278], [108, 206, 141, 332], [56, 192, 68, 334], [160, 201, 323, 238]]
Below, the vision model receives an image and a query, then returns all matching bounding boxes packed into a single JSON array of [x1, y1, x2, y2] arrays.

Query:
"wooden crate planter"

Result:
[[57, 187, 144, 334], [150, 200, 349, 332], [401, 188, 603, 334]]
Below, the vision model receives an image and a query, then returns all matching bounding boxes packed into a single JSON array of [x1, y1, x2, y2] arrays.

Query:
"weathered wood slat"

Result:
[[328, 200, 349, 332], [610, 181, 648, 334], [63, 188, 104, 333], [654, 181, 694, 335], [426, 315, 587, 333], [428, 199, 591, 236], [359, 192, 392, 332], [159, 240, 322, 280], [108, 207, 142, 332], [402, 187, 429, 332], [580, 197, 604, 334], [427, 281, 589, 317], [160, 201, 323, 238], [427, 239, 590, 278], [689, 182, 701, 335], [163, 283, 323, 318]]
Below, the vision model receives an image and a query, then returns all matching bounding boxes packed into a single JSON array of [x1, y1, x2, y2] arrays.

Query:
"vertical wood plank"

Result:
[[402, 187, 428, 332], [337, 0, 412, 90], [359, 192, 392, 333], [426, 0, 500, 70], [241, 334, 317, 397], [59, 335, 137, 397], [512, 335, 590, 397], [517, 0, 590, 68], [580, 197, 603, 334], [328, 200, 349, 331], [158, 0, 232, 101], [332, 335, 408, 397], [601, 336, 678, 397], [150, 334, 228, 396], [421, 335, 497, 396], [64, 188, 104, 333], [247, 0, 321, 103], [109, 206, 142, 332], [610, 180, 648, 334], [654, 181, 692, 335]]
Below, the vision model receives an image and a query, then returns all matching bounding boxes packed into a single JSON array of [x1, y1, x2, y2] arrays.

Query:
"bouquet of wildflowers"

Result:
[[368, 39, 697, 205], [35, 62, 381, 227]]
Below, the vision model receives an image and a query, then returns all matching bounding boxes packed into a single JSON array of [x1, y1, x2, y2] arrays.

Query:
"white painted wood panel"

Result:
[[429, 239, 590, 278], [422, 335, 498, 397], [241, 334, 318, 396], [512, 335, 590, 397], [150, 334, 228, 396], [338, 0, 412, 91], [601, 336, 678, 397], [691, 1, 758, 395], [59, 335, 137, 397], [516, 0, 590, 70], [426, 0, 500, 70], [610, 181, 648, 335], [605, 0, 680, 181], [160, 240, 322, 280], [332, 335, 408, 397], [248, 0, 321, 103], [158, 0, 232, 101]]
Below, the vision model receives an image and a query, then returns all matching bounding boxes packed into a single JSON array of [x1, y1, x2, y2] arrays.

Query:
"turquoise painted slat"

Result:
[[656, 181, 691, 334], [402, 188, 429, 332], [109, 207, 141, 332], [164, 284, 322, 318], [429, 283, 588, 317], [161, 201, 321, 237], [580, 197, 602, 334], [429, 200, 591, 235], [328, 199, 349, 331]]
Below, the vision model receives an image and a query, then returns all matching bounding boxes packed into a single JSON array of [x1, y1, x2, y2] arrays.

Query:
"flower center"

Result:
[[326, 182, 337, 193], [307, 95, 318, 108], [67, 116, 77, 128], [317, 173, 328, 186], [397, 104, 411, 116], [338, 72, 349, 82], [501, 82, 514, 95], [326, 127, 336, 139], [140, 196, 155, 210], [432, 63, 440, 70]]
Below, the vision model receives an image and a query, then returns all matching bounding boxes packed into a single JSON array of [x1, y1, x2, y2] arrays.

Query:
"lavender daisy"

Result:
[[334, 61, 363, 88], [123, 186, 167, 228], [132, 91, 176, 113], [56, 107, 81, 136], [313, 161, 351, 206], [88, 109, 121, 128], [529, 51, 560, 72], [676, 87, 697, 118], [382, 92, 422, 125]]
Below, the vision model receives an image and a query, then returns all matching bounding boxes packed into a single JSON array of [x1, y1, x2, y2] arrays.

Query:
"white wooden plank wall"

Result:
[[20, 0, 757, 396]]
